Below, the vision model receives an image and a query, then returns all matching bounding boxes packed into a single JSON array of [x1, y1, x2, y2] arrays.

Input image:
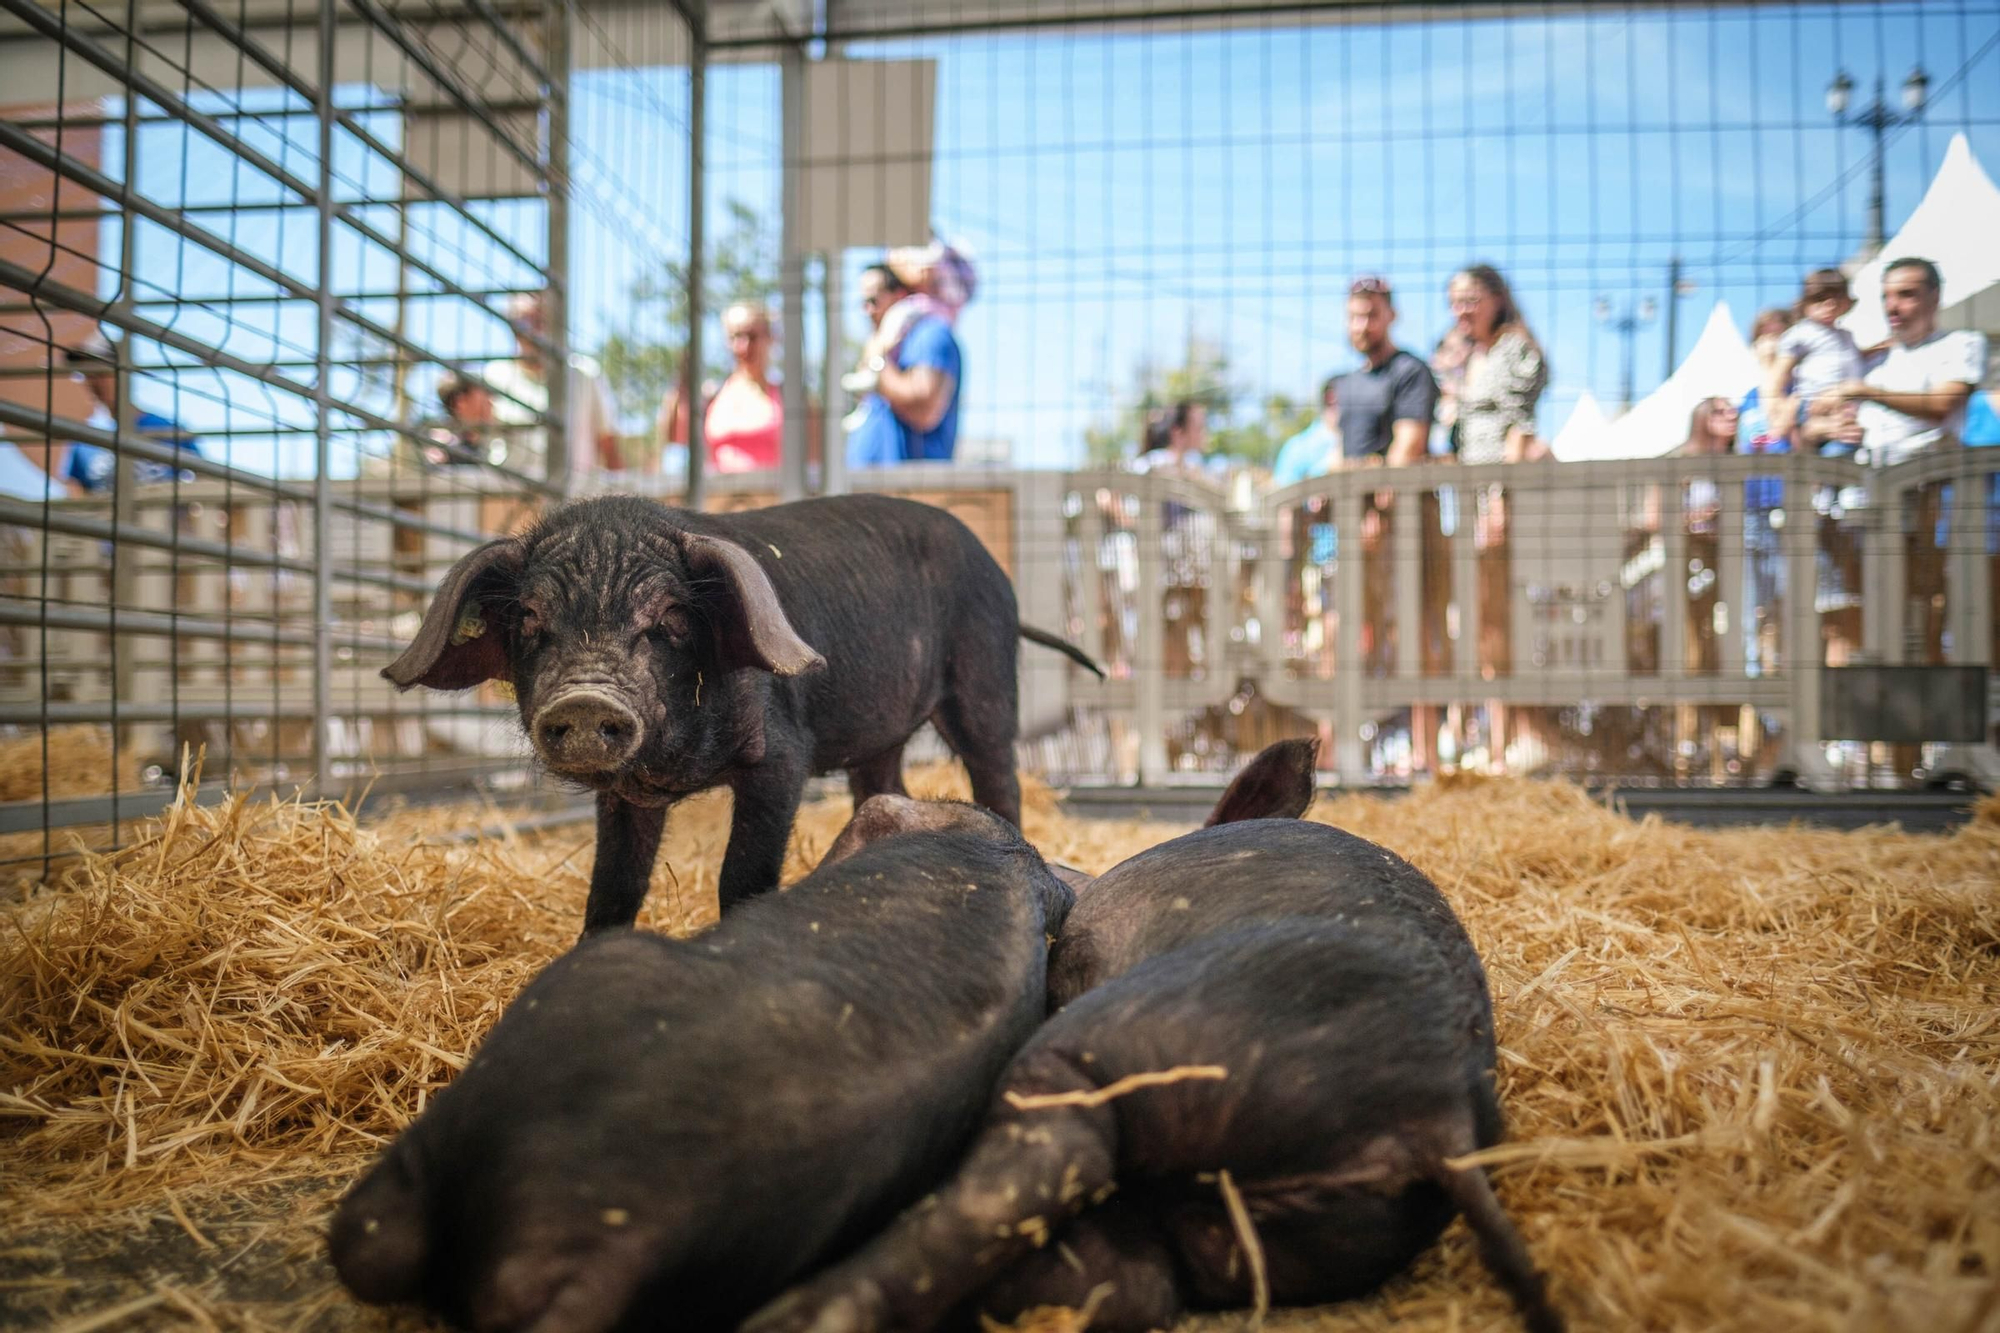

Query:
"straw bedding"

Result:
[[0, 726, 145, 804], [2, 766, 1996, 1332]]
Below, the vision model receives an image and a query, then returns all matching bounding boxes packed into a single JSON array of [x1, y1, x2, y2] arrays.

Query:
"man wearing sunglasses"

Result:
[[1337, 275, 1438, 468], [846, 263, 962, 467]]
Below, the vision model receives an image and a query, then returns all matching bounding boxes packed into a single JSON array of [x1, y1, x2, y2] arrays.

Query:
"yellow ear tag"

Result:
[[451, 611, 486, 645]]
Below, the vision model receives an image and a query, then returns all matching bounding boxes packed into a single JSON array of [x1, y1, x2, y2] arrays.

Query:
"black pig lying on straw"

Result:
[[327, 796, 1074, 1333], [744, 737, 1564, 1333], [382, 493, 1101, 934]]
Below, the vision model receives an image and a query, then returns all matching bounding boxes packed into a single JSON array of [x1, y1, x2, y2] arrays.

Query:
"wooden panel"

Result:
[[696, 488, 1013, 578], [891, 488, 1014, 578]]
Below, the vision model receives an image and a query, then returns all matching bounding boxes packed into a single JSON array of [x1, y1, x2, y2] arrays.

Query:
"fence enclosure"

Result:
[[3, 0, 1997, 865]]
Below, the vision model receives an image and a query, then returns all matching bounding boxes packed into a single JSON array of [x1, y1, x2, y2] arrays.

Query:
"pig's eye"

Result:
[[647, 607, 693, 646], [518, 611, 541, 641]]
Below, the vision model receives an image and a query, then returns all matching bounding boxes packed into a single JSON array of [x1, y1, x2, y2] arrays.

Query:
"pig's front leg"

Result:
[[581, 792, 668, 935], [740, 1054, 1120, 1333], [718, 750, 811, 911], [968, 1202, 1185, 1333]]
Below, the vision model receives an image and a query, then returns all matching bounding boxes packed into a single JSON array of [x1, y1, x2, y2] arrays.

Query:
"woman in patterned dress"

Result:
[[1433, 264, 1549, 465], [1428, 266, 1549, 763]]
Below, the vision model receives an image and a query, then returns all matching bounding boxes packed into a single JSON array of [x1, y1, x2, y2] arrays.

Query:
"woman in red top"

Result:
[[659, 303, 783, 472]]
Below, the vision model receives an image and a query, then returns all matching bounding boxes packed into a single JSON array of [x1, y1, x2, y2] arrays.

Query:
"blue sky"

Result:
[[683, 3, 2000, 467], [92, 2, 2000, 474]]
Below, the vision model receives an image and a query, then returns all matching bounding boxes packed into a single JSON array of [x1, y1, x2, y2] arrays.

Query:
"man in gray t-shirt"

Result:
[[1336, 276, 1440, 464]]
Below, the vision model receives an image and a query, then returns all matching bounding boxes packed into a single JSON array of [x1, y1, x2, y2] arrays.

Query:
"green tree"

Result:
[[595, 199, 779, 425], [1083, 338, 1313, 471]]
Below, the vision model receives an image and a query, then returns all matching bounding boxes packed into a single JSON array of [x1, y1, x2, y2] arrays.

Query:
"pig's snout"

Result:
[[533, 691, 643, 774]]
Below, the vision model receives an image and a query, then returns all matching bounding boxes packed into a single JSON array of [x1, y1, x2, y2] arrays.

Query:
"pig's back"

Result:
[[1051, 820, 1487, 1021], [1028, 918, 1497, 1179], [684, 495, 1013, 755], [1011, 919, 1497, 1310], [437, 831, 1054, 1314]]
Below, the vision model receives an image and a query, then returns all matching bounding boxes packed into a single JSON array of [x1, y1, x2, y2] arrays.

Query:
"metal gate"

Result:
[[0, 0, 696, 874]]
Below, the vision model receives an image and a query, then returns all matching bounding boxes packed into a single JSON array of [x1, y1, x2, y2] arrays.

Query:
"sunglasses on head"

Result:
[[1349, 276, 1393, 298]]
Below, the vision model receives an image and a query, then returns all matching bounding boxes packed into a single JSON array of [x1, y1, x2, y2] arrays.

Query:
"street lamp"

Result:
[[1596, 295, 1657, 413], [1828, 66, 1928, 254]]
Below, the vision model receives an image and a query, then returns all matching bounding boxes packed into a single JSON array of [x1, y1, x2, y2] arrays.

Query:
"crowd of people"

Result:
[[446, 250, 1993, 483], [1707, 258, 1993, 465], [654, 239, 973, 477], [13, 244, 1991, 499], [1138, 254, 1989, 488]]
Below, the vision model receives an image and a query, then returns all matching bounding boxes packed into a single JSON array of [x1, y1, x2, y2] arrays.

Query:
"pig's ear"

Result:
[[683, 533, 826, 677], [1206, 736, 1319, 826], [819, 794, 939, 868], [382, 539, 525, 690], [1048, 863, 1096, 894]]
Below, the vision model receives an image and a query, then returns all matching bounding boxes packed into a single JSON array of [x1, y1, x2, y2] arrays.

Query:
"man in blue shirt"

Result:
[[846, 263, 962, 466], [62, 335, 201, 492], [1271, 376, 1342, 487]]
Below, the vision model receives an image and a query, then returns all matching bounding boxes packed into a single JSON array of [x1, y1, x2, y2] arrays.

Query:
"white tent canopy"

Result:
[[1843, 132, 2000, 347], [1558, 302, 1762, 461], [1547, 390, 1609, 461]]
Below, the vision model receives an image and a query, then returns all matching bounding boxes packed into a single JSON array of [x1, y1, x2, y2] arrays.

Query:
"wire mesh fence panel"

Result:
[[0, 0, 694, 876]]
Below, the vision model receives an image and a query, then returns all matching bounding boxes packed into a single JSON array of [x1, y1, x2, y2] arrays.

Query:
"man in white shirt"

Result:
[[484, 292, 623, 481], [1825, 257, 1987, 466]]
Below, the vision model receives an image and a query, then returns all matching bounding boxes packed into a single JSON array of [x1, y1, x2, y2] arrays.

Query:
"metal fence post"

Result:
[[685, 0, 707, 511], [1333, 482, 1365, 784], [1135, 483, 1166, 783], [822, 257, 847, 496], [1451, 483, 1479, 692], [1717, 474, 1744, 676], [778, 40, 808, 504], [311, 0, 336, 797], [1955, 458, 1993, 668], [545, 0, 572, 489], [1393, 484, 1421, 684], [1660, 466, 1688, 680], [1785, 456, 1833, 789]]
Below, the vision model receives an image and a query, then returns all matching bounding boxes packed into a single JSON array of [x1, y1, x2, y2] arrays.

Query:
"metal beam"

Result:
[[0, 501, 434, 596], [172, 0, 553, 283], [0, 597, 408, 652], [0, 116, 554, 446], [341, 0, 547, 183], [684, 0, 707, 509], [0, 403, 504, 547], [0, 0, 556, 364], [0, 700, 516, 724], [0, 758, 540, 837], [542, 0, 572, 486], [0, 256, 560, 499], [778, 38, 808, 502], [704, 0, 1847, 50]]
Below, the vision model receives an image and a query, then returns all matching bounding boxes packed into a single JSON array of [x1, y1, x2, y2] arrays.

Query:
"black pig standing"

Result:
[[383, 494, 1099, 932], [743, 738, 1563, 1333], [328, 796, 1074, 1333]]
